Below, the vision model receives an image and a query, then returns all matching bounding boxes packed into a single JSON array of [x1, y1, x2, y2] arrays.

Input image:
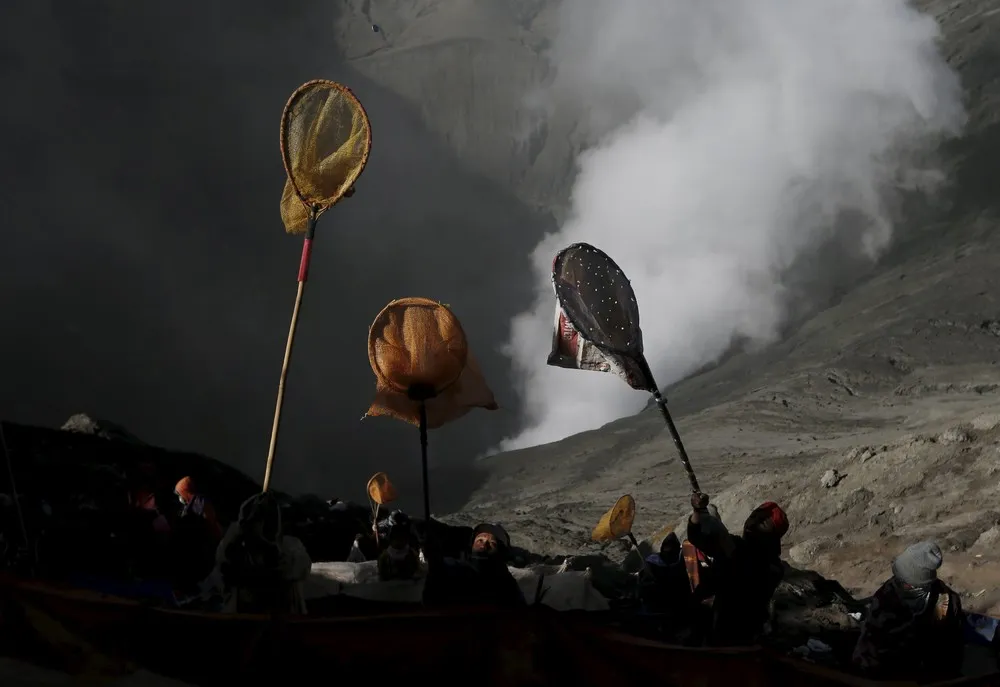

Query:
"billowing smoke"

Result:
[[501, 0, 964, 450]]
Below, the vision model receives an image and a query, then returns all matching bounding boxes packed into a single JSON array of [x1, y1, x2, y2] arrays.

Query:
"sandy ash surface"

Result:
[[421, 0, 1000, 615]]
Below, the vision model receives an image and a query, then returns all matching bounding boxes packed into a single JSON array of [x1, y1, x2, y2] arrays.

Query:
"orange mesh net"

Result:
[[592, 494, 636, 542], [366, 297, 498, 428], [367, 472, 398, 506], [279, 80, 372, 234]]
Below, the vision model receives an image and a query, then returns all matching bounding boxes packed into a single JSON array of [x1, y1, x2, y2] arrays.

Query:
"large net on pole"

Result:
[[279, 80, 372, 233], [366, 297, 498, 428], [552, 243, 644, 357]]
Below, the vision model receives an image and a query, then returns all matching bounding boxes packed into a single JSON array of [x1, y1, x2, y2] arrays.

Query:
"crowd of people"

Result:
[[0, 462, 991, 682]]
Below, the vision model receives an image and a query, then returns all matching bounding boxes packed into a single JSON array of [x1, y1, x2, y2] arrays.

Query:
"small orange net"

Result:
[[279, 80, 372, 234], [367, 472, 398, 506], [366, 297, 498, 428]]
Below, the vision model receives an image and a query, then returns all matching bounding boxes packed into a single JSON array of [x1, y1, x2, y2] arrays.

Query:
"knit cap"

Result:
[[892, 541, 943, 587]]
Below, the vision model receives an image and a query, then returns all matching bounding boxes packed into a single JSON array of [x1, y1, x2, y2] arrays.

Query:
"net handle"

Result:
[[278, 79, 373, 216]]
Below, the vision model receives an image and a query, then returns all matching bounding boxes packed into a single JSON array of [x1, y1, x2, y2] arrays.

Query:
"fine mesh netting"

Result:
[[366, 298, 498, 428], [280, 178, 311, 234], [592, 494, 636, 542], [367, 471, 398, 506], [280, 80, 371, 233], [552, 243, 643, 356], [368, 297, 468, 395]]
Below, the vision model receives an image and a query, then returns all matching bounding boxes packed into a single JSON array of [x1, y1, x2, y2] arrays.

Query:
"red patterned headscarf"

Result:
[[744, 501, 789, 538]]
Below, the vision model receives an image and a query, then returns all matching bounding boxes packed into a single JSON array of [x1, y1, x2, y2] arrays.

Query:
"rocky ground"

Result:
[[449, 239, 1000, 614], [426, 0, 1000, 615], [329, 0, 1000, 607]]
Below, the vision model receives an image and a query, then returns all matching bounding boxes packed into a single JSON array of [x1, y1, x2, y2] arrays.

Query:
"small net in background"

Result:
[[367, 472, 398, 506], [552, 243, 644, 356], [366, 297, 498, 428], [280, 80, 372, 232], [592, 494, 636, 542]]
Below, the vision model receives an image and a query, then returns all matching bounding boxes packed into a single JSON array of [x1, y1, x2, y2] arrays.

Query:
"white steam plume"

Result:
[[501, 0, 964, 451]]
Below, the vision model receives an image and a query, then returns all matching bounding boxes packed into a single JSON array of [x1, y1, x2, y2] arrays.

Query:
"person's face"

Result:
[[472, 532, 499, 554]]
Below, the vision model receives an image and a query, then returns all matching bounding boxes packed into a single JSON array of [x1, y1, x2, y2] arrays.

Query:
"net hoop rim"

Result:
[[279, 79, 373, 217], [367, 297, 469, 396], [551, 242, 642, 357], [367, 471, 396, 505]]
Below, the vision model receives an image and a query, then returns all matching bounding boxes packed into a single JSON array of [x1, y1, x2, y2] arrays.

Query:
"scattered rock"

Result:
[[820, 469, 843, 489], [972, 414, 1000, 431], [939, 427, 971, 445], [789, 538, 830, 565], [860, 449, 874, 463], [973, 526, 1000, 551], [60, 413, 145, 444]]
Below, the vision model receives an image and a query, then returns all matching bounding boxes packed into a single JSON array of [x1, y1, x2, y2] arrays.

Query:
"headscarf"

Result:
[[473, 522, 511, 550], [174, 476, 196, 505], [232, 492, 284, 569], [471, 522, 511, 566], [239, 493, 282, 546], [744, 501, 789, 538], [659, 531, 682, 563]]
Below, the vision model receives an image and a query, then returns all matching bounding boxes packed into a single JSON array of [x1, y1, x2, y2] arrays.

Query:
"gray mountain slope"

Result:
[[334, 0, 1000, 604]]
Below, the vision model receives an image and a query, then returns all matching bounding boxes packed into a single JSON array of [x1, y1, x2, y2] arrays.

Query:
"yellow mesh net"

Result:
[[280, 178, 311, 234], [366, 297, 498, 428], [280, 80, 372, 233], [367, 472, 398, 506], [592, 494, 636, 542]]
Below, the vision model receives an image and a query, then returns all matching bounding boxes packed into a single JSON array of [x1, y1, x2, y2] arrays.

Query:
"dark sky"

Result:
[[0, 1, 549, 512]]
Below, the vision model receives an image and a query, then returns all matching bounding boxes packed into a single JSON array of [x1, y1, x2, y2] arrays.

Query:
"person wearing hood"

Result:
[[687, 493, 788, 646], [377, 523, 420, 581], [168, 476, 225, 597], [852, 541, 964, 680], [423, 522, 525, 608], [174, 476, 223, 541], [216, 492, 312, 614], [640, 532, 692, 613]]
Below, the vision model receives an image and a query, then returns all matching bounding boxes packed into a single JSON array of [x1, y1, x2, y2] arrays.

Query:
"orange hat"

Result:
[[746, 501, 789, 538], [174, 476, 196, 504]]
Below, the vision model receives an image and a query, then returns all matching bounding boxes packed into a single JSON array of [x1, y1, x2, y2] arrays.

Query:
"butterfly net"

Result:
[[367, 472, 398, 505], [368, 298, 468, 395], [280, 80, 372, 233], [552, 243, 644, 356], [592, 494, 636, 542], [366, 298, 498, 428]]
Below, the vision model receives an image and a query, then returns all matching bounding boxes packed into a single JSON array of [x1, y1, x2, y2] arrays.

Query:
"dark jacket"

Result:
[[423, 552, 526, 608], [377, 546, 420, 581], [687, 515, 783, 646], [853, 577, 964, 680], [640, 553, 693, 614]]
